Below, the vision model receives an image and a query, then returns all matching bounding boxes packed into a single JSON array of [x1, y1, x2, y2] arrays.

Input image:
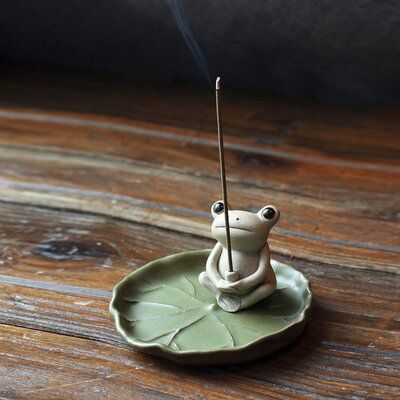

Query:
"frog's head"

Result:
[[211, 200, 280, 252]]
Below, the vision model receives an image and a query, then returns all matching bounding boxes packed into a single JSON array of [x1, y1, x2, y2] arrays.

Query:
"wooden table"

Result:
[[0, 71, 399, 399]]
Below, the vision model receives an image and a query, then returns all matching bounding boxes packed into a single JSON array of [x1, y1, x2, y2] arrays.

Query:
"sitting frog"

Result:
[[199, 201, 279, 312]]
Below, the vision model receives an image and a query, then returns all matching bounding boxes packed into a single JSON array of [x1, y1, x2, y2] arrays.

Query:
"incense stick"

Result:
[[215, 77, 234, 273]]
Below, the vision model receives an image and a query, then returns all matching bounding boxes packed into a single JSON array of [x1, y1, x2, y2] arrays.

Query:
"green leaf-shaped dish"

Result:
[[110, 249, 312, 365]]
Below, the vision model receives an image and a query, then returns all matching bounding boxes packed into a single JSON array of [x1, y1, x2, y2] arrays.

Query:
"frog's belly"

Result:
[[218, 250, 259, 279]]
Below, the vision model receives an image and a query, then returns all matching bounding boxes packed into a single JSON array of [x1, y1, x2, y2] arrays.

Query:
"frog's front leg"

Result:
[[204, 243, 223, 286], [232, 246, 274, 294], [199, 243, 224, 296]]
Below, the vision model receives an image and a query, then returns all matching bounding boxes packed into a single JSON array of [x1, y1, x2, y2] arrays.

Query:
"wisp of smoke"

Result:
[[166, 0, 212, 85]]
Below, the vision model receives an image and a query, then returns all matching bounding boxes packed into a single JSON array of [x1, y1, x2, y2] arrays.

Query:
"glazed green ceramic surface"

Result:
[[110, 250, 312, 363]]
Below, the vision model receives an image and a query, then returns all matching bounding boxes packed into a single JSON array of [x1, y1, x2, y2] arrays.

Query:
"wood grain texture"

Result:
[[0, 71, 399, 399], [0, 203, 399, 399], [1, 323, 398, 400], [0, 107, 398, 271]]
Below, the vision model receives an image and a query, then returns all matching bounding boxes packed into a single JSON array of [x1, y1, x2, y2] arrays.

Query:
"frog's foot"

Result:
[[217, 293, 241, 313], [240, 282, 276, 310], [199, 271, 220, 296]]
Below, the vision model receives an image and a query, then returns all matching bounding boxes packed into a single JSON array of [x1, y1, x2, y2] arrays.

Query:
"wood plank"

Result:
[[0, 70, 399, 167], [1, 321, 398, 399], [0, 72, 399, 399], [1, 325, 241, 400], [0, 76, 398, 273], [0, 141, 397, 272], [0, 203, 210, 290], [0, 202, 398, 399]]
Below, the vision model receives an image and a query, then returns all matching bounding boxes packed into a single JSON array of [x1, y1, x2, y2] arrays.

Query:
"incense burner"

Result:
[[109, 77, 313, 364], [199, 201, 280, 312], [110, 249, 312, 365]]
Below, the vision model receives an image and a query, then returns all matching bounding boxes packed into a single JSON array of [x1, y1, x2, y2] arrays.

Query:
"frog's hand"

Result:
[[216, 279, 238, 293], [206, 243, 223, 285]]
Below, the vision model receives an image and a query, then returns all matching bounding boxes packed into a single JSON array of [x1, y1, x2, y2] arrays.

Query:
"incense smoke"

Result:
[[166, 0, 212, 85]]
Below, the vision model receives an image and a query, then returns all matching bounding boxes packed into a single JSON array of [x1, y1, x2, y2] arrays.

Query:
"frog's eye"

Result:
[[262, 207, 276, 220], [213, 201, 224, 214]]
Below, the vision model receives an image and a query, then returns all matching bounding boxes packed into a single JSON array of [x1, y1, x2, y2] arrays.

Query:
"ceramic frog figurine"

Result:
[[199, 201, 280, 312]]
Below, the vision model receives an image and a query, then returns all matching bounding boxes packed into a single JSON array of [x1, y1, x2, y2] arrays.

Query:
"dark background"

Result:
[[1, 0, 400, 105]]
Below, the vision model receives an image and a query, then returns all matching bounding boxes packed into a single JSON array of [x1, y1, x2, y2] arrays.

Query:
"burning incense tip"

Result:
[[216, 77, 221, 91]]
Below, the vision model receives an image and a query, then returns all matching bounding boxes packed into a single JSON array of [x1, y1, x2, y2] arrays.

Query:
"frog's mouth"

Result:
[[215, 225, 253, 232]]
